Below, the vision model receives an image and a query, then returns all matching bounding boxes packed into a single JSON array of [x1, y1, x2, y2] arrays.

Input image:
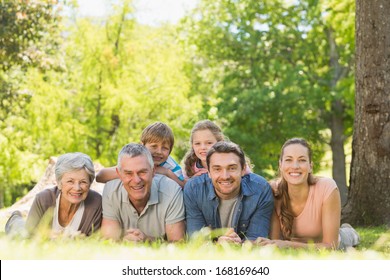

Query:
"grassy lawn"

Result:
[[0, 224, 389, 260]]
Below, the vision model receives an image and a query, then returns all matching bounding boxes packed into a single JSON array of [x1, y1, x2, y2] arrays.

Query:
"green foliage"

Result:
[[0, 0, 63, 207], [0, 0, 63, 71], [0, 0, 356, 206], [62, 6, 201, 165], [180, 0, 355, 178]]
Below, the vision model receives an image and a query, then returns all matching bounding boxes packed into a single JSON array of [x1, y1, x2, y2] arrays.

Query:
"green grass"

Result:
[[0, 225, 389, 260]]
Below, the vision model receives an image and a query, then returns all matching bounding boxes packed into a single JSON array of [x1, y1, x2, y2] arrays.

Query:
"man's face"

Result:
[[117, 155, 155, 206], [208, 152, 245, 200], [144, 141, 171, 166]]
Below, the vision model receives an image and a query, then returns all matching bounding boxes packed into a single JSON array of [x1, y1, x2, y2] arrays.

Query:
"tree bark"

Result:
[[330, 100, 348, 206], [327, 28, 349, 205], [342, 0, 390, 226]]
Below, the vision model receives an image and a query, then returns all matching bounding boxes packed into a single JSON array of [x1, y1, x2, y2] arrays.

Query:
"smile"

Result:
[[218, 181, 233, 186], [153, 156, 163, 160], [131, 185, 144, 191]]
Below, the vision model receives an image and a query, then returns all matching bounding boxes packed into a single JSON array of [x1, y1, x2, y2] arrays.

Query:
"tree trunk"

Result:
[[330, 100, 348, 206], [342, 0, 390, 226], [327, 28, 349, 206]]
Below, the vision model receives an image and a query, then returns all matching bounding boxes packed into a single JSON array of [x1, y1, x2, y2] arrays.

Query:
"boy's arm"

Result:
[[95, 166, 119, 183], [155, 166, 187, 187]]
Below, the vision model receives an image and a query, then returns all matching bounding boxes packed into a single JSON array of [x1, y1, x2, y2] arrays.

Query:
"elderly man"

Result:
[[101, 143, 185, 242], [184, 141, 274, 243]]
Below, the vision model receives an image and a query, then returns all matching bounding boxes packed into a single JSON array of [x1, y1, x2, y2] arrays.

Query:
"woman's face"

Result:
[[59, 169, 91, 205], [192, 129, 218, 165], [279, 144, 313, 187]]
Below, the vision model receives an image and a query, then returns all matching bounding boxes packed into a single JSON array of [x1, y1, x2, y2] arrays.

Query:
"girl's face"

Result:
[[279, 144, 313, 187], [192, 129, 218, 165]]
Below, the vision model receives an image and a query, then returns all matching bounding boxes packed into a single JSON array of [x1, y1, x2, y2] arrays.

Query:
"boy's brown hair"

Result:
[[140, 122, 174, 152]]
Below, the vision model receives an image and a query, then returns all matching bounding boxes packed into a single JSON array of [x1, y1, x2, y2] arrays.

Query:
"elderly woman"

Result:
[[5, 152, 102, 237]]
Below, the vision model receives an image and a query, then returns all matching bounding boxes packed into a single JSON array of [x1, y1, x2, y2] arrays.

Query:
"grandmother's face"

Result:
[[59, 169, 90, 205]]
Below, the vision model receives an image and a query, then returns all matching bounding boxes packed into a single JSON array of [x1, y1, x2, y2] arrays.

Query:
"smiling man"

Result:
[[101, 143, 185, 242], [184, 141, 274, 243]]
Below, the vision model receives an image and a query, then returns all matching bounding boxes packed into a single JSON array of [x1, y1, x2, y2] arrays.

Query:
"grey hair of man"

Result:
[[55, 152, 95, 189], [117, 143, 154, 171]]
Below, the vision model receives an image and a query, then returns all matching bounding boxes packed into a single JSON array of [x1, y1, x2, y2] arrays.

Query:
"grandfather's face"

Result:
[[117, 155, 155, 206], [208, 152, 245, 200], [59, 169, 91, 205]]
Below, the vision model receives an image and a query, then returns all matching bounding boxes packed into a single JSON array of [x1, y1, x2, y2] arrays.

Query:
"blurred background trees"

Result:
[[1, 0, 356, 208], [180, 0, 354, 204]]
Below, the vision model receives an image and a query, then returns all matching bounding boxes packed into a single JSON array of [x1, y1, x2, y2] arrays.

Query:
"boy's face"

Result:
[[144, 141, 171, 166]]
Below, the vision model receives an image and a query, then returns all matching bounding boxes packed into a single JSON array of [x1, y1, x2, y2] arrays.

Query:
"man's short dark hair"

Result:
[[206, 141, 246, 170]]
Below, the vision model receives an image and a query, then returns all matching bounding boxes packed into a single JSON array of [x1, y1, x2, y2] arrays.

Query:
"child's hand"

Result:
[[269, 179, 280, 197], [192, 169, 208, 177]]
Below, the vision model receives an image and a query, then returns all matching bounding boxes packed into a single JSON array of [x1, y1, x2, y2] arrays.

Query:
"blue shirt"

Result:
[[184, 173, 274, 240]]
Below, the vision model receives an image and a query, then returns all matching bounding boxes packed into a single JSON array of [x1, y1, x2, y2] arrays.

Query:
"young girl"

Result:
[[182, 120, 225, 179], [182, 120, 252, 179]]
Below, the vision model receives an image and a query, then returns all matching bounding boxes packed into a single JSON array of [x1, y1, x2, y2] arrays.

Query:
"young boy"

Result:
[[96, 122, 185, 187]]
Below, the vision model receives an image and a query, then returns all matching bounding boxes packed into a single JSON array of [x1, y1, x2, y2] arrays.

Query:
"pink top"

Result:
[[275, 177, 337, 242]]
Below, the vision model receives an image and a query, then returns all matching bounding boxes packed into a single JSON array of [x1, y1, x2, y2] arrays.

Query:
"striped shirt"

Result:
[[160, 156, 185, 181]]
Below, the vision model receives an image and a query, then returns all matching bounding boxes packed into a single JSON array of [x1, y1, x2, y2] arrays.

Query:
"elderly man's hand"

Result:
[[123, 228, 147, 242]]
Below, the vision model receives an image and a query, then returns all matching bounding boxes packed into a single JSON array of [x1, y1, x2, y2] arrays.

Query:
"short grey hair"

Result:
[[55, 152, 95, 188], [117, 143, 154, 170]]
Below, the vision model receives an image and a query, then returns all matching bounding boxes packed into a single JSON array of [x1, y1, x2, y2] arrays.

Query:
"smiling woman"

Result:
[[257, 138, 360, 250], [5, 152, 102, 238]]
